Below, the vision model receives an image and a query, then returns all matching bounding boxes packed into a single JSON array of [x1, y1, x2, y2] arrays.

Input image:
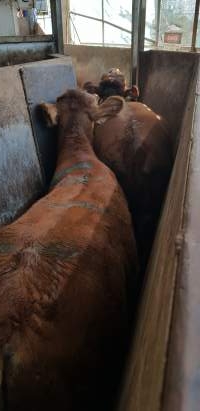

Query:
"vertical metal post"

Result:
[[131, 0, 141, 85], [64, 0, 71, 44], [102, 0, 105, 46], [139, 0, 147, 50], [50, 0, 64, 54], [155, 0, 161, 46], [191, 0, 200, 52], [131, 0, 146, 85], [66, 0, 72, 44]]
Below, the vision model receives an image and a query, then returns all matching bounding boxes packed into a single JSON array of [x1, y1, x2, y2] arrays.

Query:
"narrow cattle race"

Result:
[[0, 90, 138, 411]]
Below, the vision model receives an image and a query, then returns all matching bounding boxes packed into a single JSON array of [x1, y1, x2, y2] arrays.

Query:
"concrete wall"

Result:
[[64, 44, 131, 86]]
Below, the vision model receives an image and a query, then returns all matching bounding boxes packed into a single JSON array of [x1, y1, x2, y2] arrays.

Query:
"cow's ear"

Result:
[[93, 96, 124, 123], [83, 81, 99, 95], [39, 102, 58, 127], [124, 85, 140, 100], [132, 85, 140, 98]]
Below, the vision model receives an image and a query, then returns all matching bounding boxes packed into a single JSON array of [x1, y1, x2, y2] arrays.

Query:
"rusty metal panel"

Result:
[[117, 55, 197, 411], [0, 66, 43, 226], [161, 60, 200, 411], [20, 56, 76, 184]]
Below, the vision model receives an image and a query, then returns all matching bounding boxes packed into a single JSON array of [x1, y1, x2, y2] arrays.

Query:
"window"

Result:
[[159, 0, 196, 48], [144, 0, 198, 51], [68, 0, 132, 46], [68, 0, 200, 51]]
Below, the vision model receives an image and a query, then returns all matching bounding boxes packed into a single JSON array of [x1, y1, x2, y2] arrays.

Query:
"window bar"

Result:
[[69, 11, 131, 34], [66, 0, 71, 44], [102, 0, 105, 46], [155, 0, 161, 47], [131, 0, 141, 85], [69, 14, 81, 44], [139, 0, 146, 51], [191, 0, 200, 52]]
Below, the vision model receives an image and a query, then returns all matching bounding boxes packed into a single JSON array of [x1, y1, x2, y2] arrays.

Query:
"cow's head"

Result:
[[39, 89, 124, 141], [83, 67, 139, 103], [98, 79, 125, 103], [101, 68, 126, 89]]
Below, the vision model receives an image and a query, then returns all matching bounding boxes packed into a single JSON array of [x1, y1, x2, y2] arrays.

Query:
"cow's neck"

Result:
[[54, 121, 94, 178]]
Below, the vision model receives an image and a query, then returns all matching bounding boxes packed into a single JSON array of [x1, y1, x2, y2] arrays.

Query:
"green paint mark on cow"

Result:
[[50, 161, 93, 187], [61, 175, 89, 186], [56, 175, 104, 187], [37, 242, 82, 261], [0, 243, 16, 254], [47, 200, 106, 214]]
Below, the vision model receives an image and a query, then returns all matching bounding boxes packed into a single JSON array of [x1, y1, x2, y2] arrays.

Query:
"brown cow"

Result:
[[0, 90, 138, 411], [93, 101, 173, 274]]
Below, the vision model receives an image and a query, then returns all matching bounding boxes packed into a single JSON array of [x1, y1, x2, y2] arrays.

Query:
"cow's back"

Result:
[[93, 102, 172, 269], [0, 158, 138, 411]]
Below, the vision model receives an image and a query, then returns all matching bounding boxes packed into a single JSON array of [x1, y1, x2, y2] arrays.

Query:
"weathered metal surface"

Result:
[[139, 50, 198, 154], [0, 35, 53, 43], [161, 60, 200, 411], [0, 41, 55, 67], [117, 53, 197, 411], [0, 66, 44, 226], [21, 56, 76, 184]]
